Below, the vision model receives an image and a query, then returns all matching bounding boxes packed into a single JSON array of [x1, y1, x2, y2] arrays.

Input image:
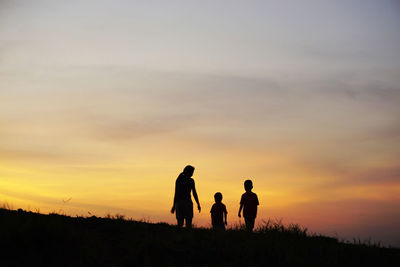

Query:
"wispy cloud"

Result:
[[1, 0, 400, 247]]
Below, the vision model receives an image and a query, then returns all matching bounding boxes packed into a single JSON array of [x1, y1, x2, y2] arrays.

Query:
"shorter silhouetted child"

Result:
[[210, 192, 228, 230], [238, 179, 259, 232]]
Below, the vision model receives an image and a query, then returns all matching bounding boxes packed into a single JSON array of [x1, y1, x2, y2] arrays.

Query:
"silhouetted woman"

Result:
[[171, 165, 201, 227]]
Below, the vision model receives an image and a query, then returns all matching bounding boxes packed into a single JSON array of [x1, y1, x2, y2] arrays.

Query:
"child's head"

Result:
[[214, 192, 223, 203], [244, 179, 253, 192], [183, 165, 195, 177]]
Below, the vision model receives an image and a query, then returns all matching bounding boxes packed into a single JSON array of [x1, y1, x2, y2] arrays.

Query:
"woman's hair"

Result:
[[183, 165, 195, 175]]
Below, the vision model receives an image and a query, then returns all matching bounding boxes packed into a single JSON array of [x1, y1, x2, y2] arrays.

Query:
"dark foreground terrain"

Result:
[[0, 208, 399, 267]]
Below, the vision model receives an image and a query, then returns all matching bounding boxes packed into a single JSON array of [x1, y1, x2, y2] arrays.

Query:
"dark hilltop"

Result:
[[1, 208, 399, 267]]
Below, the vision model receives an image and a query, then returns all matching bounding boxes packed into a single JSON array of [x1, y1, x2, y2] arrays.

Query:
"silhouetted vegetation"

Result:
[[1, 208, 398, 266]]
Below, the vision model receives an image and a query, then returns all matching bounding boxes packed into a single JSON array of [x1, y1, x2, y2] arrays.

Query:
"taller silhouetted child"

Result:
[[238, 179, 259, 232]]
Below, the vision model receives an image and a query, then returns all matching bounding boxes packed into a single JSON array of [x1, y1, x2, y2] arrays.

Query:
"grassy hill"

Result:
[[0, 208, 399, 267]]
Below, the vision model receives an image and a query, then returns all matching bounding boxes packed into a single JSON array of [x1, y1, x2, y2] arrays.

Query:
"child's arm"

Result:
[[224, 211, 228, 225], [238, 203, 243, 218]]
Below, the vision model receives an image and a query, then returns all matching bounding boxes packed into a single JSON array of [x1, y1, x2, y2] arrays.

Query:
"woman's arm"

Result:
[[171, 180, 177, 213], [192, 181, 201, 212]]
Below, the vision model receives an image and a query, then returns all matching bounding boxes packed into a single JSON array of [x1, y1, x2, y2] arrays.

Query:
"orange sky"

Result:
[[1, 0, 400, 247]]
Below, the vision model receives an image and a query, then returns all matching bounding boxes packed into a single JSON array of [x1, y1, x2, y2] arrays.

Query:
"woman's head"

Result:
[[183, 165, 195, 177]]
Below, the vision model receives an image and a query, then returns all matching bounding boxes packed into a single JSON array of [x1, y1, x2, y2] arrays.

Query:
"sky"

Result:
[[1, 0, 400, 246]]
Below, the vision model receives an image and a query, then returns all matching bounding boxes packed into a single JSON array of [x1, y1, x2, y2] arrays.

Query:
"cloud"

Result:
[[2, 64, 399, 160], [85, 113, 196, 141], [285, 198, 400, 247], [337, 166, 400, 187]]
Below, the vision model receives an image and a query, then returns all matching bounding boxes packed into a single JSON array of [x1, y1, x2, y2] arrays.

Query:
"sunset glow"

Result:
[[1, 0, 399, 246]]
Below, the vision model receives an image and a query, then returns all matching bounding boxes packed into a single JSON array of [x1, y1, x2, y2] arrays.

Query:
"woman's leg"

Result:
[[185, 217, 192, 228], [177, 217, 184, 227]]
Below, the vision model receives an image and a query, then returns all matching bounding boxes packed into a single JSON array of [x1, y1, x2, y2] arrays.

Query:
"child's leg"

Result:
[[245, 217, 255, 232]]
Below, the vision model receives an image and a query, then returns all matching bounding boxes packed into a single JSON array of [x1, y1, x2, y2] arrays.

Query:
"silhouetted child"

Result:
[[238, 179, 259, 232], [210, 192, 227, 230]]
